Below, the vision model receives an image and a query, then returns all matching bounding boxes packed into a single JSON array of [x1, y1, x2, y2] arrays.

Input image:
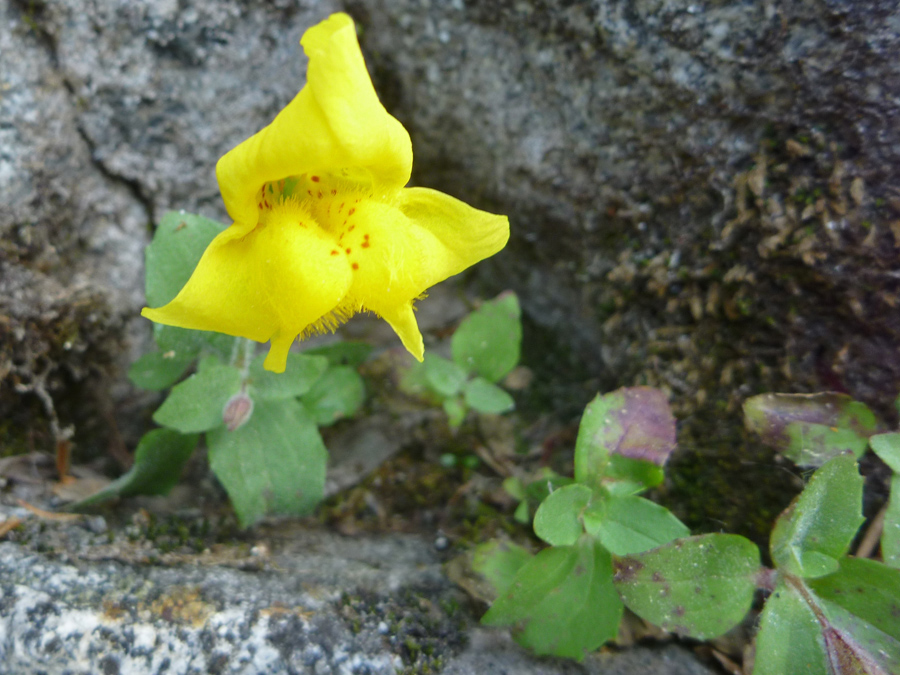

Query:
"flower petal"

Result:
[[379, 302, 424, 361], [142, 204, 353, 373], [216, 12, 412, 235], [330, 190, 508, 360], [395, 187, 510, 286]]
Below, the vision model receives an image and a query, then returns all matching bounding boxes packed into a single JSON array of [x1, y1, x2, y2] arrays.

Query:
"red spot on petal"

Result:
[[307, 190, 313, 196], [330, 250, 339, 256], [311, 175, 320, 182], [317, 191, 323, 199], [331, 189, 337, 195], [362, 241, 370, 248], [348, 225, 355, 232], [352, 263, 359, 270], [346, 248, 352, 254], [339, 202, 345, 211], [348, 208, 356, 216]]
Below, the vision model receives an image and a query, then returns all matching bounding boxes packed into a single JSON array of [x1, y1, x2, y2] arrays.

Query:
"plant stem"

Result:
[[755, 567, 778, 592], [239, 337, 256, 378]]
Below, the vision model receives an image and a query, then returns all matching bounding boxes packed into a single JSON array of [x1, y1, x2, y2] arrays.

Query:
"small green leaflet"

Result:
[[613, 534, 759, 639], [207, 399, 327, 527], [451, 292, 521, 383], [127, 349, 194, 391], [247, 352, 328, 401], [753, 578, 829, 675], [808, 557, 900, 643], [870, 433, 900, 569], [470, 539, 533, 598], [144, 211, 232, 359], [303, 341, 373, 367], [769, 453, 864, 579], [463, 377, 514, 414], [532, 484, 592, 546], [145, 211, 225, 307], [300, 365, 365, 426], [755, 562, 900, 675], [423, 353, 468, 397], [583, 494, 690, 556], [152, 363, 242, 433], [482, 536, 623, 661], [68, 429, 198, 509]]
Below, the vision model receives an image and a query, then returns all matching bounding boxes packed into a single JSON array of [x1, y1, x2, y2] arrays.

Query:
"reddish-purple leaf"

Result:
[[574, 387, 676, 487]]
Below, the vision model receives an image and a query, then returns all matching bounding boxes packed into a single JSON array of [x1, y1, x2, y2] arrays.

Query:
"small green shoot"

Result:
[[401, 292, 520, 429]]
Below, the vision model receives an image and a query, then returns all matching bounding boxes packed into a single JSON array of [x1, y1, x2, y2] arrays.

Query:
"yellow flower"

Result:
[[141, 13, 509, 373]]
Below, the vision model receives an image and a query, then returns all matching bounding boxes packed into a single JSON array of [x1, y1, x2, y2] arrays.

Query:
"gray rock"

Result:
[[6, 0, 898, 457], [0, 530, 715, 674]]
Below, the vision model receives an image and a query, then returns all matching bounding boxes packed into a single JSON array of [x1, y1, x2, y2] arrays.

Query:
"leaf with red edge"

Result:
[[573, 387, 676, 490], [744, 393, 877, 466]]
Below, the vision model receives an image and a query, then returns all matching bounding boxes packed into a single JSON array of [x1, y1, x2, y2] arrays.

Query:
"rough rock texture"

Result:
[[0, 523, 715, 675], [354, 0, 900, 534], [5, 0, 899, 505], [358, 0, 900, 408]]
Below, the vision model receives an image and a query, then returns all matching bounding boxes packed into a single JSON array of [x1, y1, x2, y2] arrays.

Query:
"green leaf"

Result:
[[207, 399, 328, 527], [573, 387, 676, 489], [451, 292, 521, 383], [464, 377, 515, 414], [523, 469, 575, 505], [300, 365, 365, 426], [753, 578, 829, 675], [144, 212, 233, 359], [69, 429, 198, 508], [816, 602, 900, 674], [513, 500, 530, 524], [584, 495, 690, 556], [152, 364, 242, 433], [808, 557, 900, 642], [770, 453, 864, 578], [613, 534, 759, 639], [870, 432, 900, 473], [756, 564, 900, 675], [442, 396, 467, 429], [603, 455, 665, 495], [127, 350, 194, 391], [153, 324, 234, 361], [482, 536, 623, 660], [247, 352, 328, 401], [423, 353, 468, 397], [885, 478, 900, 569], [503, 476, 526, 501], [533, 484, 593, 546], [470, 540, 533, 597], [303, 341, 373, 367], [744, 393, 877, 466], [397, 359, 433, 400], [145, 211, 226, 307], [871, 436, 900, 567]]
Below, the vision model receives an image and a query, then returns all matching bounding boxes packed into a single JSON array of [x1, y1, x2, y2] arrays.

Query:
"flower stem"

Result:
[[239, 337, 256, 379]]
